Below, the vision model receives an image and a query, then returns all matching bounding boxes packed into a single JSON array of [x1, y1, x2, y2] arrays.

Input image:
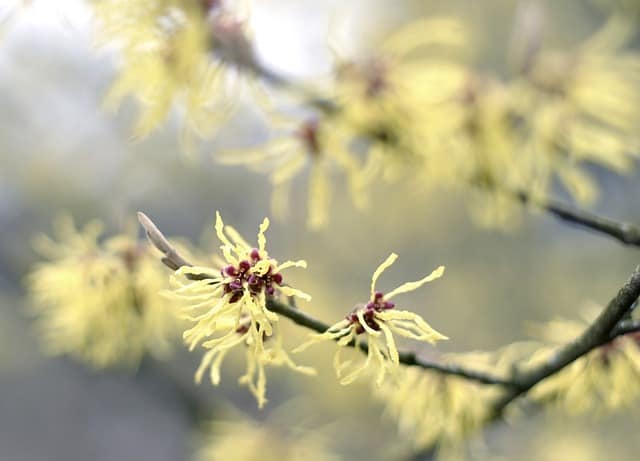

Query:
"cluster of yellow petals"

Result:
[[218, 115, 366, 229], [166, 211, 313, 407], [530, 312, 640, 415], [91, 0, 259, 147], [375, 363, 488, 454], [330, 15, 640, 226], [374, 343, 538, 456], [27, 215, 178, 368], [295, 253, 447, 386]]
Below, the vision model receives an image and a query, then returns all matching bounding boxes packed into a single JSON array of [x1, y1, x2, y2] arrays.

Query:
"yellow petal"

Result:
[[386, 265, 445, 299], [257, 217, 269, 253], [371, 253, 398, 297], [278, 285, 312, 302], [215, 211, 233, 248]]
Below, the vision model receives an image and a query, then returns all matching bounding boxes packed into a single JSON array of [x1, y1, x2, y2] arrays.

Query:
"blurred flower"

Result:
[[511, 16, 640, 204], [295, 253, 446, 386], [375, 360, 487, 455], [27, 214, 178, 368], [166, 211, 313, 406], [375, 343, 536, 456], [442, 77, 527, 228], [530, 309, 640, 415], [218, 115, 366, 229], [331, 17, 472, 185], [195, 416, 338, 461], [92, 0, 264, 148]]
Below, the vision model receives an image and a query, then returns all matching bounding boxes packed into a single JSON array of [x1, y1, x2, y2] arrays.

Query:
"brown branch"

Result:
[[409, 267, 640, 461], [137, 212, 515, 388], [515, 190, 640, 247], [610, 317, 640, 338]]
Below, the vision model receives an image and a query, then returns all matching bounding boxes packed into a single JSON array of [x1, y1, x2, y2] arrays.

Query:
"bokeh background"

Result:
[[1, 0, 640, 460]]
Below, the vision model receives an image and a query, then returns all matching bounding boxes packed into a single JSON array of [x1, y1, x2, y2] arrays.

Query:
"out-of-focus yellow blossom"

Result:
[[375, 362, 487, 455], [27, 215, 178, 368], [295, 253, 446, 386], [195, 417, 338, 461], [92, 0, 262, 146], [443, 78, 527, 228], [218, 115, 366, 229], [331, 18, 472, 185], [166, 211, 313, 406], [374, 344, 536, 456], [511, 16, 640, 204], [530, 311, 640, 415]]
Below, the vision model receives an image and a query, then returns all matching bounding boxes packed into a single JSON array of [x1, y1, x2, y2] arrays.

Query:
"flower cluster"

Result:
[[330, 15, 640, 225], [91, 0, 262, 148], [374, 342, 538, 456], [167, 211, 314, 407], [218, 115, 365, 229], [217, 13, 640, 229], [530, 311, 640, 415], [375, 363, 487, 455], [295, 253, 447, 386], [27, 215, 178, 368]]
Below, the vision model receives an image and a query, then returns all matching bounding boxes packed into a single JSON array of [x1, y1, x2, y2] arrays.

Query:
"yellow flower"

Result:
[[375, 361, 487, 454], [218, 115, 365, 229], [530, 312, 640, 415], [511, 16, 640, 204], [374, 343, 537, 455], [194, 316, 315, 408], [92, 0, 263, 147], [295, 253, 447, 386], [27, 214, 178, 368], [167, 211, 312, 406], [196, 416, 338, 461], [331, 17, 472, 185]]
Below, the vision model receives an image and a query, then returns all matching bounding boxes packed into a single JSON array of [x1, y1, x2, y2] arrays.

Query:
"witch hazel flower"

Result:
[[295, 253, 447, 386], [167, 211, 313, 406]]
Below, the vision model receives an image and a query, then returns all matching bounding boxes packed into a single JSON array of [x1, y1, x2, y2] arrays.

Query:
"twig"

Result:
[[610, 318, 640, 338], [409, 267, 640, 461], [515, 190, 640, 247], [137, 212, 515, 388]]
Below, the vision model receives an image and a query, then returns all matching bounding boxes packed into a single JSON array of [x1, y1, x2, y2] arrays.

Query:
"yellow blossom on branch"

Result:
[[92, 0, 264, 147], [331, 17, 472, 185], [374, 343, 538, 455], [295, 253, 447, 386], [511, 16, 640, 204], [530, 311, 640, 415], [27, 214, 178, 368], [217, 114, 366, 229], [166, 211, 313, 406]]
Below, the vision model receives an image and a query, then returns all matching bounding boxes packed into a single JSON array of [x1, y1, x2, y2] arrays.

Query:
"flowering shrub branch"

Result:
[[138, 210, 640, 428], [203, 22, 640, 247], [141, 210, 640, 441], [137, 212, 514, 388], [514, 189, 640, 247], [489, 265, 640, 418]]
